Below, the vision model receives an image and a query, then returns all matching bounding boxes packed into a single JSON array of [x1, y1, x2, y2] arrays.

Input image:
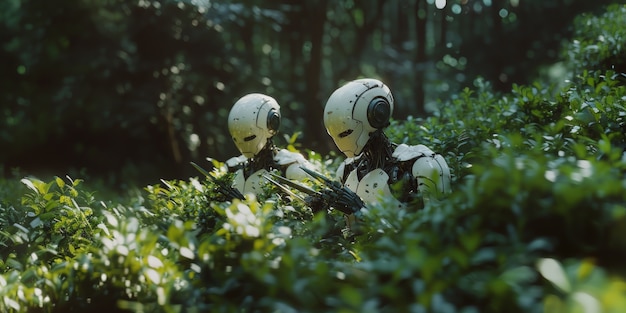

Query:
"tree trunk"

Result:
[[414, 0, 427, 116], [303, 0, 329, 154], [490, 0, 504, 90], [439, 4, 447, 49], [391, 0, 409, 48]]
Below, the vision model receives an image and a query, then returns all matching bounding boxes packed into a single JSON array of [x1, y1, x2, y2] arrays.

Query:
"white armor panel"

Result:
[[344, 168, 403, 209], [232, 168, 246, 194], [392, 143, 434, 161], [285, 164, 309, 182], [411, 151, 452, 201], [391, 143, 452, 199], [226, 155, 247, 169], [336, 162, 346, 183], [232, 168, 268, 196], [339, 143, 451, 207], [275, 148, 313, 181], [343, 167, 403, 231], [335, 156, 356, 183], [274, 149, 305, 165]]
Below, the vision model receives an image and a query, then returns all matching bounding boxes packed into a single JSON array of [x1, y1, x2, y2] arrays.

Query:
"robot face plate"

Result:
[[229, 123, 268, 158], [325, 115, 365, 158]]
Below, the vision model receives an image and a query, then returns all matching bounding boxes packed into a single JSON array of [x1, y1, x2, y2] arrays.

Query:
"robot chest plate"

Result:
[[344, 168, 401, 208], [233, 169, 268, 196]]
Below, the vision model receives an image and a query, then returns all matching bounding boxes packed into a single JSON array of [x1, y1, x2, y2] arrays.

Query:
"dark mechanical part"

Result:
[[264, 169, 365, 215], [242, 141, 279, 179], [299, 167, 366, 215], [263, 173, 327, 213], [190, 162, 245, 201]]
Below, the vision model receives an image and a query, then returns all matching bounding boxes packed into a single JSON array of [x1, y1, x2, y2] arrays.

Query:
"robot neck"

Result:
[[356, 130, 396, 177], [244, 139, 278, 178]]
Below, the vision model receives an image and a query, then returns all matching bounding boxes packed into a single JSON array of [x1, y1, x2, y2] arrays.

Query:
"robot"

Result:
[[323, 78, 452, 213], [225, 93, 311, 197]]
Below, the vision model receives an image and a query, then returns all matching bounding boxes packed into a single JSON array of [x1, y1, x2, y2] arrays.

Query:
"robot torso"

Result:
[[339, 143, 451, 207], [228, 148, 311, 196]]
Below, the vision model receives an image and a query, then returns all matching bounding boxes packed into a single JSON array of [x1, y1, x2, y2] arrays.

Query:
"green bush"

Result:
[[564, 4, 626, 74], [2, 4, 626, 313], [2, 66, 625, 311]]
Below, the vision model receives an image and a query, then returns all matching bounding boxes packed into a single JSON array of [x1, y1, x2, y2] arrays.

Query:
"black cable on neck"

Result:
[[244, 139, 278, 178], [355, 130, 396, 180]]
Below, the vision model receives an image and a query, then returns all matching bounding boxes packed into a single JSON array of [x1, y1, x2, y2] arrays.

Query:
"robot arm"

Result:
[[275, 149, 315, 182], [225, 155, 246, 172], [300, 167, 366, 215], [263, 167, 365, 215], [190, 162, 245, 201], [411, 153, 452, 201], [393, 143, 451, 202]]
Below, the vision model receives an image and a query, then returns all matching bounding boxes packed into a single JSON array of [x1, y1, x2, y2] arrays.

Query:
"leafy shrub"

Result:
[[2, 65, 625, 312], [0, 176, 105, 269], [2, 4, 626, 313], [564, 4, 626, 74]]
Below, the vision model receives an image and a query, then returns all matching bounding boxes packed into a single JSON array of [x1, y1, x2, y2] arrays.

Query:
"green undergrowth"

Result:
[[2, 68, 625, 312], [2, 4, 626, 312]]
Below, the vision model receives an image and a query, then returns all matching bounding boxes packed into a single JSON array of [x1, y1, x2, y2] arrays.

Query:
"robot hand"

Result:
[[191, 162, 245, 201], [263, 168, 365, 215], [311, 178, 365, 215]]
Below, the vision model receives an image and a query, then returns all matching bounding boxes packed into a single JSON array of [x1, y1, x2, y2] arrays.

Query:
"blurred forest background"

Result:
[[1, 0, 623, 188]]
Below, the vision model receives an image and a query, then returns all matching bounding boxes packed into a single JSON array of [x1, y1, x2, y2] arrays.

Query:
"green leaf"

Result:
[[537, 258, 571, 293], [20, 178, 38, 194], [55, 176, 65, 189]]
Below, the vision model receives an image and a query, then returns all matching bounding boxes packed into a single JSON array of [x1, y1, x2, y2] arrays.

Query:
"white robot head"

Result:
[[228, 93, 281, 158], [323, 78, 394, 158]]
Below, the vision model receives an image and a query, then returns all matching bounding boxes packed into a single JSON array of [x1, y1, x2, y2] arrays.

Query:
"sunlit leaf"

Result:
[[145, 268, 160, 284], [537, 258, 571, 293], [55, 176, 65, 189], [180, 247, 194, 260]]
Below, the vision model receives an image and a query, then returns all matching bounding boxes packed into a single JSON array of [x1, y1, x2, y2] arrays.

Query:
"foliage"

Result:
[[564, 4, 626, 75], [0, 74, 626, 312], [2, 2, 626, 313], [1, 0, 620, 183], [0, 0, 238, 183], [2, 65, 626, 311]]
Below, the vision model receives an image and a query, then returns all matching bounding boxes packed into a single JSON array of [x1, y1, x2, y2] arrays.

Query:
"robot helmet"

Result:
[[323, 78, 394, 158], [228, 93, 281, 158]]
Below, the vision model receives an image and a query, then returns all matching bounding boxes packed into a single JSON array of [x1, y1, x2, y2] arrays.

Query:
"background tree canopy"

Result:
[[0, 0, 623, 186]]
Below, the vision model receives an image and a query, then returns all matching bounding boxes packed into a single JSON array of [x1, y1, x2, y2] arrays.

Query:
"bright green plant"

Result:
[[1, 176, 106, 270]]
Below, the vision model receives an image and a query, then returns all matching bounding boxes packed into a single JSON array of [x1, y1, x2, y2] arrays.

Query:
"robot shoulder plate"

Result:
[[226, 155, 247, 169], [276, 149, 315, 181], [336, 156, 358, 183], [274, 149, 307, 166], [392, 143, 435, 162]]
